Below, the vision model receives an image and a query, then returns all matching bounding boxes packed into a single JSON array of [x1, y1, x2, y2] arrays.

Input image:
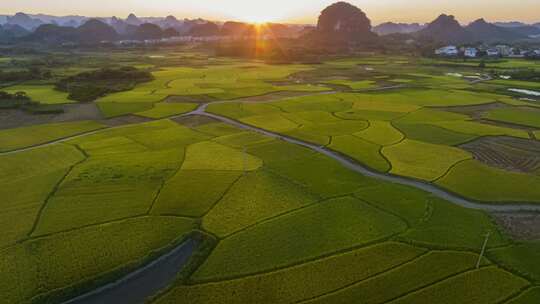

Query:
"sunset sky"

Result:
[[2, 0, 540, 25]]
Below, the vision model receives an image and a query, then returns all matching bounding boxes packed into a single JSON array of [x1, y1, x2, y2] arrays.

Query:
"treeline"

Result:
[[56, 66, 153, 101], [0, 68, 52, 82]]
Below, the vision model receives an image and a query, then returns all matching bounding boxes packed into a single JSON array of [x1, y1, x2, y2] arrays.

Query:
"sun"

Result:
[[242, 14, 276, 24]]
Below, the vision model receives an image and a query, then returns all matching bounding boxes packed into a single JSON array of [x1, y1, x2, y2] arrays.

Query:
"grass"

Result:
[[488, 241, 540, 282], [0, 216, 196, 304], [382, 140, 472, 181], [136, 102, 198, 119], [329, 135, 390, 172], [155, 242, 425, 304], [4, 85, 73, 104], [193, 197, 407, 281], [483, 107, 540, 128], [203, 170, 320, 238], [0, 121, 105, 152], [389, 267, 529, 304], [437, 159, 540, 203], [305, 251, 485, 304], [182, 141, 263, 171], [153, 170, 242, 217]]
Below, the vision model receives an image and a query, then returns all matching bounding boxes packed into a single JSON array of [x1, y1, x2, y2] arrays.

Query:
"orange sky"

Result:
[[2, 0, 540, 24]]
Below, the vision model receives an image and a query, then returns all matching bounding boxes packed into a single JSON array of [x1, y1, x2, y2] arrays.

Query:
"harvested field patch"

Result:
[[435, 102, 508, 120], [165, 95, 217, 104], [98, 102, 154, 118], [460, 136, 540, 173], [0, 103, 103, 130], [492, 212, 540, 241]]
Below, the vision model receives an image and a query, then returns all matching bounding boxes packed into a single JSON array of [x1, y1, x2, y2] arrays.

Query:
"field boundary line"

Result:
[[296, 252, 487, 304], [188, 237, 408, 285], [26, 144, 89, 237], [295, 251, 431, 304]]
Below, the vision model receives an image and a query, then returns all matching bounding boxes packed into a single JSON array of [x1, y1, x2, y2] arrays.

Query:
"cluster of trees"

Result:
[[0, 67, 51, 83], [56, 66, 153, 101], [0, 91, 32, 109]]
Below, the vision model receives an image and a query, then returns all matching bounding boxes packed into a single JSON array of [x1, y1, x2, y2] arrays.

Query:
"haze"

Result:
[[2, 0, 540, 24]]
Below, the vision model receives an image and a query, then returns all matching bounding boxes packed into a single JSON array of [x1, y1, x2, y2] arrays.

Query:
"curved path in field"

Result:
[[187, 103, 540, 213], [62, 238, 199, 304]]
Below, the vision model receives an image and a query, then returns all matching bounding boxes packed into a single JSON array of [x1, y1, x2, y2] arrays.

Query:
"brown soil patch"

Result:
[[172, 115, 218, 127], [101, 115, 153, 127], [492, 212, 540, 240], [165, 95, 218, 104], [231, 90, 332, 103], [0, 103, 103, 130], [460, 136, 540, 173], [435, 102, 508, 120]]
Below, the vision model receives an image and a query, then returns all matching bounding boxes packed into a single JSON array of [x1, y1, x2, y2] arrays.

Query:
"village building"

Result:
[[435, 45, 458, 56]]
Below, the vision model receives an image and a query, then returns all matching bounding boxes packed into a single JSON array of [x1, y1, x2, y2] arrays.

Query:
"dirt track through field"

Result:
[[187, 103, 540, 212]]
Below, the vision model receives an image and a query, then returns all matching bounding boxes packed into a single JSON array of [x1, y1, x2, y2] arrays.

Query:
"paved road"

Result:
[[62, 238, 199, 304]]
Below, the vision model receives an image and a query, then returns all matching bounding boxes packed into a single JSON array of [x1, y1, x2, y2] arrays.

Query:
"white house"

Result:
[[495, 45, 512, 57], [435, 46, 459, 56], [464, 48, 478, 58], [486, 49, 500, 57]]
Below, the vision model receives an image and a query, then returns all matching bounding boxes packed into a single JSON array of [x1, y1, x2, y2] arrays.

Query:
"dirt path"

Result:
[[63, 238, 199, 304]]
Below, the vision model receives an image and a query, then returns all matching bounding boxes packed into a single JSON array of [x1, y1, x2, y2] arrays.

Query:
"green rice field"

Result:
[[1, 51, 539, 304]]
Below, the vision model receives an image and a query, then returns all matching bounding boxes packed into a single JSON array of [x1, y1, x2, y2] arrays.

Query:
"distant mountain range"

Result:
[[0, 11, 539, 45], [416, 14, 540, 44], [373, 18, 540, 41], [373, 22, 426, 35]]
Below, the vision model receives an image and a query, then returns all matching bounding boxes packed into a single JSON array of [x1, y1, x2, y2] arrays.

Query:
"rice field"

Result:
[[3, 53, 539, 304]]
